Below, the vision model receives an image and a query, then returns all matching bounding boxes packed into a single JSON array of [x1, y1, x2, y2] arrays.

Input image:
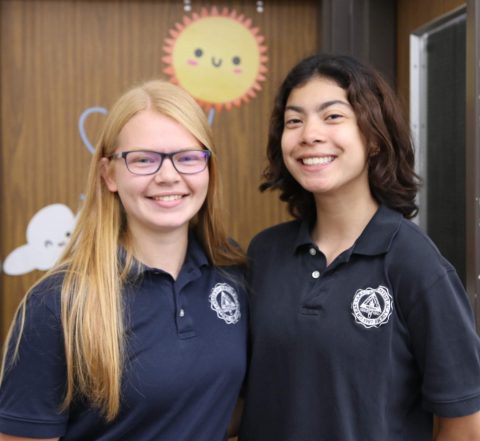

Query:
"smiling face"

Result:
[[281, 76, 371, 200], [163, 9, 267, 110], [102, 110, 209, 240]]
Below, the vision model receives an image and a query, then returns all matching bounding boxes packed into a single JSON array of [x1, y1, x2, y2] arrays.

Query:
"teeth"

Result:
[[302, 156, 334, 165], [154, 195, 182, 201]]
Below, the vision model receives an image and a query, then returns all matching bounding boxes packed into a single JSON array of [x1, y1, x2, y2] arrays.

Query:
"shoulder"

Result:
[[385, 217, 464, 307], [25, 272, 64, 319], [248, 220, 301, 255], [215, 264, 246, 288], [389, 217, 454, 275]]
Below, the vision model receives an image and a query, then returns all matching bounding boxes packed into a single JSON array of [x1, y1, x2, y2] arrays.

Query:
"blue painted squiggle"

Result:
[[208, 107, 216, 126], [79, 106, 108, 154]]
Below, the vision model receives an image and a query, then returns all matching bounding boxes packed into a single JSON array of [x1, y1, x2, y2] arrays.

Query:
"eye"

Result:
[[176, 151, 205, 163], [128, 152, 159, 166], [284, 117, 302, 127], [325, 113, 344, 122], [232, 56, 241, 65], [44, 240, 53, 248], [194, 48, 203, 58], [65, 231, 71, 238]]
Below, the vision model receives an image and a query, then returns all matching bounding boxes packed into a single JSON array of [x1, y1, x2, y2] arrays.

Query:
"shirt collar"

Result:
[[293, 205, 402, 257], [121, 229, 210, 277], [293, 219, 316, 252], [185, 229, 210, 269], [352, 205, 402, 256]]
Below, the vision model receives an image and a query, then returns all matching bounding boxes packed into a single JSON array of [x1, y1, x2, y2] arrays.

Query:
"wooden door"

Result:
[[0, 0, 319, 339]]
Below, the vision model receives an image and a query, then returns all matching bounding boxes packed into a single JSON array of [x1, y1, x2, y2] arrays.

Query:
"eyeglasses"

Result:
[[109, 149, 211, 175]]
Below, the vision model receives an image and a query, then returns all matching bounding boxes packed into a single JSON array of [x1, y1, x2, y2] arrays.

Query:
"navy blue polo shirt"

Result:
[[239, 205, 480, 441], [0, 235, 247, 440]]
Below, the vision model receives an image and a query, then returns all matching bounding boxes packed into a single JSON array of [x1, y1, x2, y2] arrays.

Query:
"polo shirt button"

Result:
[[179, 309, 185, 317], [312, 270, 320, 279], [309, 247, 317, 256]]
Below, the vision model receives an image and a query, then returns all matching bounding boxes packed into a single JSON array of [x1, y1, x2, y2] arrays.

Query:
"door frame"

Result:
[[466, 0, 480, 329]]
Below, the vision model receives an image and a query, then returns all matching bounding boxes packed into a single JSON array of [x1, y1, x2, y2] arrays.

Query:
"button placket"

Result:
[[307, 246, 322, 280], [173, 282, 196, 339], [298, 244, 329, 315]]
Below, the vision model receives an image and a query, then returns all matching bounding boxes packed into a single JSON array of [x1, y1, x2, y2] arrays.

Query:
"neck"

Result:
[[127, 226, 189, 279], [312, 190, 379, 265]]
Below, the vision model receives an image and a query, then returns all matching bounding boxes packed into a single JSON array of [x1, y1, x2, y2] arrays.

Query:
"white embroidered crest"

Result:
[[351, 285, 393, 328], [209, 282, 241, 324]]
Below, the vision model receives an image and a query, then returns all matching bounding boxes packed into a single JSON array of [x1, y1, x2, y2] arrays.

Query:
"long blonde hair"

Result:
[[0, 80, 244, 421]]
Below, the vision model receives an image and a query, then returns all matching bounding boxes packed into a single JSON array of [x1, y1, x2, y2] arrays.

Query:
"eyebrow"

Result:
[[285, 100, 351, 113]]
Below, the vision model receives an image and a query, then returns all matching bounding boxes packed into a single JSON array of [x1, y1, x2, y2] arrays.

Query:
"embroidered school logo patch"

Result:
[[209, 282, 241, 324], [351, 285, 393, 328]]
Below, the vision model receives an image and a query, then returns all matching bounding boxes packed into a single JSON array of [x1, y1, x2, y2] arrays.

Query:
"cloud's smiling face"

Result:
[[3, 204, 76, 275], [27, 205, 74, 254]]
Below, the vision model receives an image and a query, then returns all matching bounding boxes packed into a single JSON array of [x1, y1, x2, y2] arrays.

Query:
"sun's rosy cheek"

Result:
[[187, 59, 198, 66], [233, 68, 242, 74]]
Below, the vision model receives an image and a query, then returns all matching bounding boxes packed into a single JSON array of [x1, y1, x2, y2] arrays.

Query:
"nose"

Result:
[[301, 118, 326, 146], [154, 157, 180, 183]]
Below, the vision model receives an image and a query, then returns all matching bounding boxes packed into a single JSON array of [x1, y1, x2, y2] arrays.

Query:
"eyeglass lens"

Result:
[[125, 150, 209, 175]]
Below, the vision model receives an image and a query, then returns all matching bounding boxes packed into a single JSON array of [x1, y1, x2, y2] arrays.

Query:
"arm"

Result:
[[399, 270, 480, 436], [0, 284, 68, 438], [228, 397, 244, 439], [0, 435, 59, 441], [434, 411, 480, 441]]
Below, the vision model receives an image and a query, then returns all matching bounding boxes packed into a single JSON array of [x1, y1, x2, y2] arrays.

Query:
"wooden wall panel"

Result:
[[0, 0, 319, 339], [214, 1, 319, 244], [396, 0, 465, 108]]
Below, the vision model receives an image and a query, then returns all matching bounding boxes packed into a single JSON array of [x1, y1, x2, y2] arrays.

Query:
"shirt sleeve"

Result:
[[403, 269, 480, 417], [0, 287, 69, 437]]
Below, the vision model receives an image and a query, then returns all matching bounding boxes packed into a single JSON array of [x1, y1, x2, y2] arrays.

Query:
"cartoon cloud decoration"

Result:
[[3, 204, 76, 276], [163, 7, 268, 113]]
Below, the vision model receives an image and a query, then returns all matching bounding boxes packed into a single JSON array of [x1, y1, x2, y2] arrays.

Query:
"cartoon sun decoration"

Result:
[[163, 7, 268, 122]]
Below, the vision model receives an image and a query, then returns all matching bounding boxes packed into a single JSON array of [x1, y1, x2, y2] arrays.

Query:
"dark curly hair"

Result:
[[261, 54, 420, 222]]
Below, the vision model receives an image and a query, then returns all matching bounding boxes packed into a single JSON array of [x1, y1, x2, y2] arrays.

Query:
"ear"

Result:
[[369, 143, 380, 157], [100, 157, 118, 192]]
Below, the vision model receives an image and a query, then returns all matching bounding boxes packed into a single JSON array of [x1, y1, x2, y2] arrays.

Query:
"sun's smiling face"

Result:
[[173, 17, 259, 103], [163, 8, 268, 110]]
